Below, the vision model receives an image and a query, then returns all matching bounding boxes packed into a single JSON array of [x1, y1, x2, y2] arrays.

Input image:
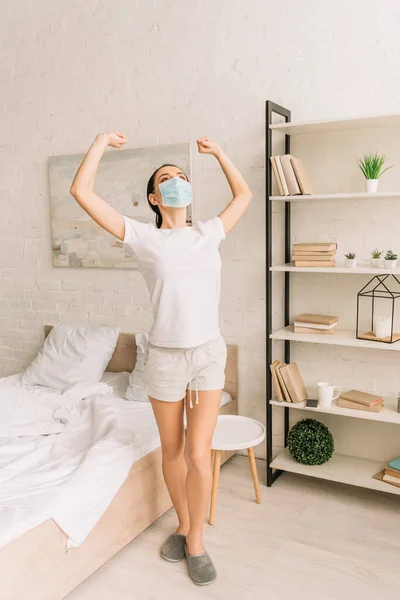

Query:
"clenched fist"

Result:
[[197, 137, 222, 158], [97, 132, 128, 148]]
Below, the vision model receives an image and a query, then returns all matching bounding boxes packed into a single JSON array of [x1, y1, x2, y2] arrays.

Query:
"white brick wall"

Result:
[[1, 0, 400, 460]]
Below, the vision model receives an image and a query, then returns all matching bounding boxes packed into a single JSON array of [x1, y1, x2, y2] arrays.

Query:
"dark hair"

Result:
[[147, 164, 189, 229]]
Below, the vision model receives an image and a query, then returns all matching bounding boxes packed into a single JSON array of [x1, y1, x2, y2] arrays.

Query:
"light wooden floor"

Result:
[[67, 455, 400, 600]]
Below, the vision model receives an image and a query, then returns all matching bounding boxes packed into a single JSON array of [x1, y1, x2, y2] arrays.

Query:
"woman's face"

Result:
[[149, 166, 188, 207]]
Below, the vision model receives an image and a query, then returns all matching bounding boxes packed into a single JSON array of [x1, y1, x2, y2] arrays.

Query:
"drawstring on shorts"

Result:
[[187, 350, 199, 410]]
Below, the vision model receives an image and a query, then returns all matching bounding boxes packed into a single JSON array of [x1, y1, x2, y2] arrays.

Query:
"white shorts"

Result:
[[143, 335, 227, 407]]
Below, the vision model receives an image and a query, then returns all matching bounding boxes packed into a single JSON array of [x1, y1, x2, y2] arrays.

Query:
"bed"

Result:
[[0, 328, 238, 600]]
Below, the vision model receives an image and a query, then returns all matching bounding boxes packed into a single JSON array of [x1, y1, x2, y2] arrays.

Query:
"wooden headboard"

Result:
[[44, 326, 238, 402]]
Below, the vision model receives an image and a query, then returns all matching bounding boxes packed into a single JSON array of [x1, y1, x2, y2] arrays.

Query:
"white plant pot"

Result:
[[365, 179, 379, 193], [384, 259, 398, 269], [370, 258, 381, 267], [345, 258, 357, 268]]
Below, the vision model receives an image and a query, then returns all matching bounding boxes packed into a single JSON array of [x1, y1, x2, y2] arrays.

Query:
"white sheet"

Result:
[[0, 371, 232, 551], [0, 373, 159, 550], [0, 377, 111, 437]]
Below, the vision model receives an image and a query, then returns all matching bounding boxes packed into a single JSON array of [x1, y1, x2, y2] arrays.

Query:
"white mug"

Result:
[[317, 381, 341, 407]]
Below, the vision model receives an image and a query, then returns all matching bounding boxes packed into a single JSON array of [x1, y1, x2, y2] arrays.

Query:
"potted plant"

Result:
[[357, 152, 394, 193], [384, 250, 398, 269], [344, 252, 357, 268], [370, 248, 383, 267]]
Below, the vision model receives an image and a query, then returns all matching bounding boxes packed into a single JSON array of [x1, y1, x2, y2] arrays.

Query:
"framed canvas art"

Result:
[[49, 143, 191, 268]]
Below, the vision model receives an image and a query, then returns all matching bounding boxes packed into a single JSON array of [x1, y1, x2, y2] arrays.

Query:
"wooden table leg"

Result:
[[247, 447, 261, 504], [209, 449, 222, 525]]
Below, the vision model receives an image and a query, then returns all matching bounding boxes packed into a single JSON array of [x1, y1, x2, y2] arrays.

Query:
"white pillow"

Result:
[[125, 333, 149, 402], [22, 325, 119, 389]]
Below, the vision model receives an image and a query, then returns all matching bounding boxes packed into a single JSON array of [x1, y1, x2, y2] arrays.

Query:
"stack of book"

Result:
[[292, 242, 337, 267], [337, 389, 383, 413], [269, 361, 307, 403], [270, 154, 313, 196], [293, 314, 339, 335], [373, 457, 400, 489]]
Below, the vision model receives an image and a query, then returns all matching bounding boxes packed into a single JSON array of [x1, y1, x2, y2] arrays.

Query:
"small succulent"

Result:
[[357, 152, 394, 180], [385, 250, 398, 260], [371, 248, 383, 259], [344, 252, 356, 260]]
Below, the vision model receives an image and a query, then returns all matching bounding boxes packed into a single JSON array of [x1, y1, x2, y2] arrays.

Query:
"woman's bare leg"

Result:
[[150, 397, 190, 534], [184, 389, 222, 554]]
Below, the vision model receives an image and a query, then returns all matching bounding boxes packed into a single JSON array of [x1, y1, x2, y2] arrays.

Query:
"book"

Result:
[[337, 398, 383, 412], [388, 457, 400, 471], [293, 243, 337, 252], [269, 360, 284, 402], [383, 474, 400, 484], [294, 314, 339, 326], [270, 157, 285, 196], [291, 254, 337, 262], [290, 156, 313, 195], [293, 321, 337, 330], [294, 261, 336, 268], [373, 470, 400, 489], [293, 326, 335, 335], [279, 363, 308, 403], [275, 361, 292, 403], [275, 157, 290, 196], [384, 466, 400, 479], [340, 389, 382, 407], [280, 155, 301, 195], [292, 250, 337, 257]]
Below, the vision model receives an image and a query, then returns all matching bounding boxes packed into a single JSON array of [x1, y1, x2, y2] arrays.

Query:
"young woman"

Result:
[[70, 132, 252, 586]]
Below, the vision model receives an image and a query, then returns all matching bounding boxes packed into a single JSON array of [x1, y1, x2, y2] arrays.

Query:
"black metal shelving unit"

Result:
[[265, 101, 291, 487], [264, 104, 400, 492]]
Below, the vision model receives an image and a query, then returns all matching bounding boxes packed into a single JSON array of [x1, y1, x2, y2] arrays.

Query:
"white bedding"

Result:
[[0, 371, 232, 551], [0, 379, 111, 437]]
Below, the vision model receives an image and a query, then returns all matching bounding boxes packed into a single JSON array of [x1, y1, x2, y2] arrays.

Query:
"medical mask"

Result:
[[158, 176, 192, 208]]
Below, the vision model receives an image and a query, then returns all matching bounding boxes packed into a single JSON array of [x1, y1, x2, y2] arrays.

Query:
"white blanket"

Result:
[[0, 374, 153, 550], [0, 377, 111, 437]]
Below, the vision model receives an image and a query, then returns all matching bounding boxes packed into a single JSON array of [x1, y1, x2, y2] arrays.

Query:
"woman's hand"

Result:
[[197, 137, 222, 158], [97, 132, 128, 149]]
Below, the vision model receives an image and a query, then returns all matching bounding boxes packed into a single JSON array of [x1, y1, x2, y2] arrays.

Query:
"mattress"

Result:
[[0, 372, 232, 551]]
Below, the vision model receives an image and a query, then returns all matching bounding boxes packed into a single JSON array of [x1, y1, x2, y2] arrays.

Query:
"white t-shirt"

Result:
[[122, 215, 226, 348]]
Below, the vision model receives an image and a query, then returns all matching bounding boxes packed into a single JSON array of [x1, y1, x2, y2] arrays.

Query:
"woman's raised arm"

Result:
[[70, 132, 128, 241], [197, 137, 252, 234]]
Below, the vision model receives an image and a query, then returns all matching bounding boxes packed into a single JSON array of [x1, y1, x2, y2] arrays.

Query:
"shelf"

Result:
[[269, 191, 400, 202], [270, 396, 400, 425], [269, 112, 400, 135], [270, 326, 400, 352], [266, 102, 400, 495], [270, 448, 400, 495], [270, 263, 400, 275]]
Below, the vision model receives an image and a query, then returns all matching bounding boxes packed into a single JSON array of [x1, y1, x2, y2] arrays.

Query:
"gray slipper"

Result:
[[184, 543, 217, 586], [160, 533, 186, 562]]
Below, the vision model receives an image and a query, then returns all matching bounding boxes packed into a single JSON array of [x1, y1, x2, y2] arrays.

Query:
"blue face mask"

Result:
[[158, 176, 192, 208]]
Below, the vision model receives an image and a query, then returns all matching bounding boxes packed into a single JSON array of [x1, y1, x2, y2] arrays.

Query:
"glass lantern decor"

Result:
[[356, 274, 400, 343]]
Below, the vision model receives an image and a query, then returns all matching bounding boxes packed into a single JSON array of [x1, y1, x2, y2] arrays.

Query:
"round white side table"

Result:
[[209, 415, 266, 525]]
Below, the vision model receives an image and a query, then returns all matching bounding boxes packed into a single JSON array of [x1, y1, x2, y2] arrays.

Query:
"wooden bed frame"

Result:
[[0, 329, 238, 600]]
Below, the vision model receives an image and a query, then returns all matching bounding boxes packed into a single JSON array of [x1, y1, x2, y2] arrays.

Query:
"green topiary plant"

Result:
[[287, 418, 334, 465]]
